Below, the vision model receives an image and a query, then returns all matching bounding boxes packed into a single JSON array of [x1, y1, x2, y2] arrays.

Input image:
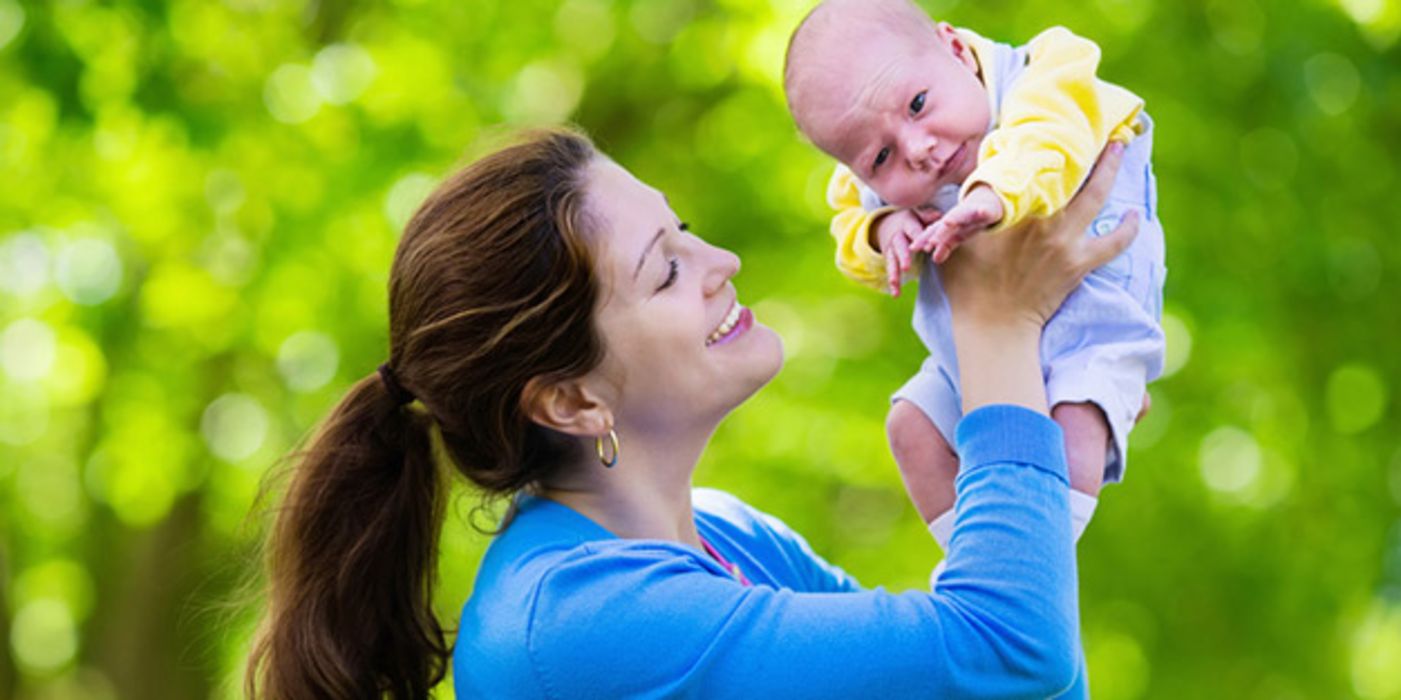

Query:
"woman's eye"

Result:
[[658, 258, 679, 291], [874, 147, 890, 169], [909, 90, 926, 115]]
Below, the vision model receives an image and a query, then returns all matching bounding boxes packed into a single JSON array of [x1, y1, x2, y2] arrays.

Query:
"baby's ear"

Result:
[[935, 22, 978, 72]]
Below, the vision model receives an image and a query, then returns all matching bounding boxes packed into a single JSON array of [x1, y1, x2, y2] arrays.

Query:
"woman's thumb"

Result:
[[1084, 209, 1140, 271]]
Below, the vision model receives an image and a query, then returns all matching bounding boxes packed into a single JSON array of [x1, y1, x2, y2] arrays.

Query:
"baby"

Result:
[[784, 0, 1167, 568]]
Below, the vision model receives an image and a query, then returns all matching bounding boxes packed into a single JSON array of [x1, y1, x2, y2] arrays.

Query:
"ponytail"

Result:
[[245, 373, 448, 699], [246, 128, 604, 699]]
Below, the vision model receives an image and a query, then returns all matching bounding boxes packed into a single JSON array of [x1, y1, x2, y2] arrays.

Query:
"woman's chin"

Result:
[[708, 322, 784, 417], [740, 323, 785, 391]]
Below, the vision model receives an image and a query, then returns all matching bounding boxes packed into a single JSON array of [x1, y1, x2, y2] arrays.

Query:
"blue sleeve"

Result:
[[525, 405, 1079, 699]]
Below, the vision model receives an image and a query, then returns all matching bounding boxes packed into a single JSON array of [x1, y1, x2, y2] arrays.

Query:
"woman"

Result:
[[244, 130, 1135, 699]]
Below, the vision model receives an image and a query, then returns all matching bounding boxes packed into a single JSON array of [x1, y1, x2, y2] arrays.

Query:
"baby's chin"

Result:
[[884, 185, 946, 210]]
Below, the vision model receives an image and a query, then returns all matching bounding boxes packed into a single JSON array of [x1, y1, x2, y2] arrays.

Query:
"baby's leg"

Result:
[[1050, 401, 1109, 541], [886, 399, 958, 525]]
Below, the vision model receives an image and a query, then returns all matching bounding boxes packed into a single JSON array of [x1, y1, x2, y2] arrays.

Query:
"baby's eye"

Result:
[[873, 147, 890, 169], [909, 90, 926, 115]]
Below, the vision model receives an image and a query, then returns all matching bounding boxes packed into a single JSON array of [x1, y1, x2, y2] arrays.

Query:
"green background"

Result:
[[1, 0, 1399, 697]]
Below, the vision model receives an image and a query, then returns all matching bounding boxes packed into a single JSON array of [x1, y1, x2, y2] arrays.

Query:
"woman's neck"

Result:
[[538, 429, 709, 547]]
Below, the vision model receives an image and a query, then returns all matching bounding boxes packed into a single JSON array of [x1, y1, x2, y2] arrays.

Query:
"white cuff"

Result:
[[1070, 489, 1099, 542], [927, 508, 956, 551]]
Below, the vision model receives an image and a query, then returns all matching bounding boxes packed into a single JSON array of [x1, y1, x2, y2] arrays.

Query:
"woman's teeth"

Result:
[[706, 303, 743, 346]]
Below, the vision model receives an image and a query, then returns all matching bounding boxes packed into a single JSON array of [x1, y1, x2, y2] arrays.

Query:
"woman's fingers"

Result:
[[1081, 209, 1140, 272], [1065, 142, 1127, 230]]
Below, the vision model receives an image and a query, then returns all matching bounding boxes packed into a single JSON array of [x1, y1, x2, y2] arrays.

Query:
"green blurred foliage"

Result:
[[0, 0, 1398, 697]]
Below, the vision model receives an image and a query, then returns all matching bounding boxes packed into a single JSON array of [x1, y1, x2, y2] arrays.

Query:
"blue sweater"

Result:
[[453, 405, 1086, 698]]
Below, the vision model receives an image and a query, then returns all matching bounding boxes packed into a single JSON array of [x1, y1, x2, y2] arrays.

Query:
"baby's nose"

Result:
[[906, 137, 937, 171]]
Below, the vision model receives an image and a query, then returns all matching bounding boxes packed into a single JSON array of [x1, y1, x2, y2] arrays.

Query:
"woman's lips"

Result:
[[708, 307, 753, 347]]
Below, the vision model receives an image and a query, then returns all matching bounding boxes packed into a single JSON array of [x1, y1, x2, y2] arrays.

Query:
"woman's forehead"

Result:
[[587, 161, 673, 248], [584, 159, 675, 286]]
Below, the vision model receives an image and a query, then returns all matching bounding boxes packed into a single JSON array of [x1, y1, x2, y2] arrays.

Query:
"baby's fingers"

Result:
[[931, 239, 959, 265], [912, 222, 940, 253], [891, 231, 912, 271], [943, 205, 976, 228], [885, 249, 902, 297]]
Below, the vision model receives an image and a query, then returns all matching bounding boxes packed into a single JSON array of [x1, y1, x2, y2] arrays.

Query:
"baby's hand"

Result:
[[873, 209, 925, 297], [913, 185, 1005, 264]]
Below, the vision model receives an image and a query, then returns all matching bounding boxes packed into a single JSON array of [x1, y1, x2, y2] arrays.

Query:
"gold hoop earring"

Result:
[[595, 428, 620, 468]]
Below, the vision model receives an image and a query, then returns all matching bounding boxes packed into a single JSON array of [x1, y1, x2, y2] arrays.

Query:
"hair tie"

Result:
[[377, 363, 415, 406]]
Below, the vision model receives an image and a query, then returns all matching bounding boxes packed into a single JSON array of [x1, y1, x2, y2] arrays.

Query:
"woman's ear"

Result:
[[522, 375, 612, 438]]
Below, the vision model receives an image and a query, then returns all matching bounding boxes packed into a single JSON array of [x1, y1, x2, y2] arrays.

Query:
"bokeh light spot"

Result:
[[1198, 426, 1262, 496], [0, 0, 24, 51], [10, 599, 77, 673], [384, 172, 438, 232], [45, 325, 107, 407], [555, 0, 616, 62], [55, 237, 123, 305], [0, 232, 50, 297], [15, 560, 95, 622], [264, 63, 322, 124], [1, 318, 56, 381], [1087, 630, 1150, 699], [311, 43, 377, 105], [1352, 601, 1401, 698], [1305, 52, 1362, 115], [503, 60, 584, 124], [1327, 363, 1388, 434], [1159, 311, 1192, 379], [277, 330, 340, 392], [201, 393, 270, 462], [1339, 0, 1386, 23]]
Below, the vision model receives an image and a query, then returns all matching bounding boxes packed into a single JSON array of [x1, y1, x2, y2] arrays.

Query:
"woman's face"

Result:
[[583, 158, 784, 431]]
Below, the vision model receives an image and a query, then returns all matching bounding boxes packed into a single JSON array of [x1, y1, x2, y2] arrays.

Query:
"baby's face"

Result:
[[806, 24, 990, 209]]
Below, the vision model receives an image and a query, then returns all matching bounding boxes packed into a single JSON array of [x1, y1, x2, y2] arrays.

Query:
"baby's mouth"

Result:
[[936, 142, 966, 182]]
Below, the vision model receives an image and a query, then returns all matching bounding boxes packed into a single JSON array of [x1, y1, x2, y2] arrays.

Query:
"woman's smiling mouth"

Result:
[[706, 301, 753, 347]]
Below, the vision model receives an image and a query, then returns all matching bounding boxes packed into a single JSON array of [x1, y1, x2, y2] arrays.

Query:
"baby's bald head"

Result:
[[784, 0, 941, 150]]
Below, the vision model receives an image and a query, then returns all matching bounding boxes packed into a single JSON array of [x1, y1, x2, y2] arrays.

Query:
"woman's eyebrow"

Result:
[[633, 227, 666, 280]]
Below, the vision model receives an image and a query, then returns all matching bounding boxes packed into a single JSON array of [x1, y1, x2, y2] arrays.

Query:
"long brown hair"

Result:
[[245, 129, 605, 699]]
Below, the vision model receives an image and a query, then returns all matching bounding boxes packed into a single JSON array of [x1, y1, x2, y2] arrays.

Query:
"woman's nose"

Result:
[[702, 244, 741, 296]]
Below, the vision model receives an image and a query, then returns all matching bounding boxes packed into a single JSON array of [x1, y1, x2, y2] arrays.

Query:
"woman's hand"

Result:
[[943, 142, 1140, 415], [942, 142, 1139, 330]]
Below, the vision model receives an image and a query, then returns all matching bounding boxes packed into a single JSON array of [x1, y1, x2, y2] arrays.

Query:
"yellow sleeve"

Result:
[[963, 26, 1145, 230], [826, 164, 899, 292]]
